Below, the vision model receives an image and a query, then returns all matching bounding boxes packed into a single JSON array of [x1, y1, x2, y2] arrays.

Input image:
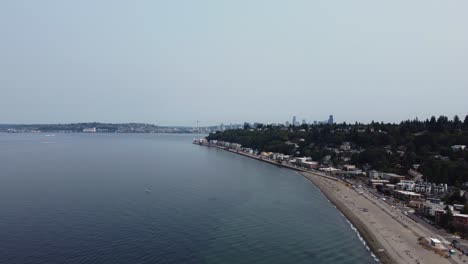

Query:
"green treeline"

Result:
[[207, 115, 468, 186]]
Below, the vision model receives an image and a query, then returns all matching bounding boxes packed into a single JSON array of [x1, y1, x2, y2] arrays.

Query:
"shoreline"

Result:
[[300, 172, 394, 264], [196, 142, 455, 264], [196, 143, 389, 263]]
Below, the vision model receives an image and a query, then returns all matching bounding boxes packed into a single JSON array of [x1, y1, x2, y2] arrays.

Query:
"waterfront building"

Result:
[[421, 201, 446, 217], [382, 173, 406, 181], [453, 214, 468, 235], [230, 143, 242, 150], [392, 190, 421, 202], [369, 179, 390, 188], [83, 127, 96, 133]]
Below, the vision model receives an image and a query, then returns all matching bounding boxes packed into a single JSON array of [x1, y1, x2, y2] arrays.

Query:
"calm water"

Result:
[[0, 133, 375, 264]]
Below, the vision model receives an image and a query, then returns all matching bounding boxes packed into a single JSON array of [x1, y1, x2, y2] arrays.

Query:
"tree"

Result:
[[454, 115, 461, 129], [462, 204, 468, 214], [440, 206, 454, 232], [464, 115, 468, 129]]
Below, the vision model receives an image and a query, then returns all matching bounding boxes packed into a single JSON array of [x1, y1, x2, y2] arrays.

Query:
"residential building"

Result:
[[433, 184, 448, 194], [392, 190, 421, 202], [414, 182, 432, 194], [369, 179, 390, 188], [396, 180, 415, 191], [434, 209, 446, 225], [453, 214, 468, 235], [301, 161, 319, 169], [452, 145, 467, 151], [340, 142, 351, 151], [343, 164, 356, 171], [230, 143, 242, 150], [421, 201, 445, 217], [369, 170, 383, 179], [83, 127, 96, 133], [382, 173, 406, 181]]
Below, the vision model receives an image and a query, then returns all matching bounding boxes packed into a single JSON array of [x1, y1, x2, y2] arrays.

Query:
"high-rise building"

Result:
[[302, 119, 306, 125], [328, 115, 334, 125], [292, 116, 297, 126]]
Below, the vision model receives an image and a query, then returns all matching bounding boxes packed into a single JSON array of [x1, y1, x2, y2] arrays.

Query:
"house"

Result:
[[421, 201, 445, 217], [452, 145, 466, 151], [434, 209, 446, 225], [301, 161, 319, 169], [369, 170, 383, 179], [453, 214, 468, 234], [340, 142, 351, 151], [433, 184, 448, 194], [369, 179, 390, 188], [408, 169, 423, 181], [414, 182, 432, 194], [272, 153, 289, 161], [230, 143, 242, 150], [382, 173, 406, 181], [343, 165, 357, 171], [392, 190, 421, 202], [396, 180, 415, 191], [83, 127, 97, 133]]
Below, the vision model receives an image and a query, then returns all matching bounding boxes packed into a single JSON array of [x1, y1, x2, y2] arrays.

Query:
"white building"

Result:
[[382, 173, 406, 181], [83, 127, 96, 133], [230, 143, 242, 150], [452, 145, 466, 151], [369, 170, 383, 179], [414, 182, 432, 194], [396, 180, 415, 191]]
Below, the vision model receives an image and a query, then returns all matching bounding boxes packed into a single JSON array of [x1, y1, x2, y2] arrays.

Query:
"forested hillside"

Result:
[[207, 115, 468, 185]]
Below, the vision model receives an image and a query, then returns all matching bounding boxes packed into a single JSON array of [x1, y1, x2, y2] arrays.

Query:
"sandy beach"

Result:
[[300, 171, 454, 264]]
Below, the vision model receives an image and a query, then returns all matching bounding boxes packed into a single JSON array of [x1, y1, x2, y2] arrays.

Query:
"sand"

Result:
[[300, 172, 455, 264]]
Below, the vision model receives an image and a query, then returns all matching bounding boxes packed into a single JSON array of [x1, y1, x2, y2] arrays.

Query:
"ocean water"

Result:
[[0, 133, 375, 264]]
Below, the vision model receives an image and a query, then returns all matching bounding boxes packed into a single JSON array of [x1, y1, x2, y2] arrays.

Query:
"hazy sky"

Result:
[[1, 1, 467, 126]]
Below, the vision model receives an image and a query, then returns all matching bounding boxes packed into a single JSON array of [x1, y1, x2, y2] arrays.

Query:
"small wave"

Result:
[[342, 213, 380, 263]]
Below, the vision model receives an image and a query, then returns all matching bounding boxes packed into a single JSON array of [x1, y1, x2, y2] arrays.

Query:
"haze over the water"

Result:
[[0, 0, 467, 126]]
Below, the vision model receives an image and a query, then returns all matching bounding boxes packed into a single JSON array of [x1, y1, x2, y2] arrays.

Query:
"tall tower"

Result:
[[328, 115, 334, 125], [292, 116, 297, 126]]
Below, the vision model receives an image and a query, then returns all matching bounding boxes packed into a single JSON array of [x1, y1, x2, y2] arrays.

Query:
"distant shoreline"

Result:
[[194, 142, 388, 263]]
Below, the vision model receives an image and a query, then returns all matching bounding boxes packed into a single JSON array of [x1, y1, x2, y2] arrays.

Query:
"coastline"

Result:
[[196, 143, 388, 262], [300, 172, 394, 264], [196, 142, 454, 264]]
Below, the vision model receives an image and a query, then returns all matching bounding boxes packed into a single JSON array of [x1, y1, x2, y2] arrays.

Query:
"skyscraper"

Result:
[[328, 115, 334, 125], [292, 116, 297, 126]]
